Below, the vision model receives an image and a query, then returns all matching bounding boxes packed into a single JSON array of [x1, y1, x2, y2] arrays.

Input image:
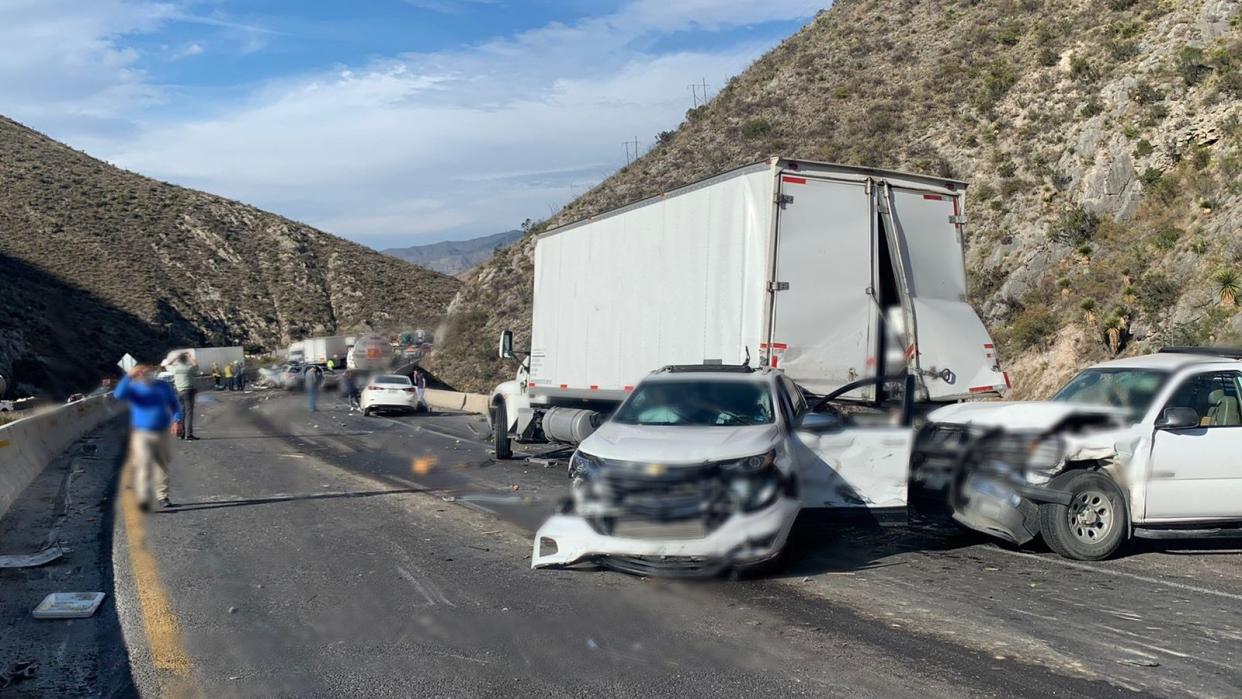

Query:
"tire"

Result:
[[1039, 470, 1128, 561], [492, 400, 512, 460], [363, 407, 373, 417]]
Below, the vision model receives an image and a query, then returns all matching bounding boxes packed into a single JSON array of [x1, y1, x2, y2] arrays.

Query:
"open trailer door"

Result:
[[879, 184, 1008, 401], [769, 174, 877, 397]]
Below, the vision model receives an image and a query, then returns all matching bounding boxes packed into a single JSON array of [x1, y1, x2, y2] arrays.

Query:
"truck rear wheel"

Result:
[[493, 400, 512, 460], [1039, 471, 1127, 561]]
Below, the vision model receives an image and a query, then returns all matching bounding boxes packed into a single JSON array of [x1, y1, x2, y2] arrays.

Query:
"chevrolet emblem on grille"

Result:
[[645, 463, 666, 476]]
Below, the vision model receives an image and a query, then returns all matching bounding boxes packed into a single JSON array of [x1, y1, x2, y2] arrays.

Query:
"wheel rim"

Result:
[[1068, 489, 1114, 544]]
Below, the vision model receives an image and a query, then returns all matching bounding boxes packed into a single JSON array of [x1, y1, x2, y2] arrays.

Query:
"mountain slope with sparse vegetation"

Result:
[[0, 116, 462, 396], [431, 0, 1242, 396]]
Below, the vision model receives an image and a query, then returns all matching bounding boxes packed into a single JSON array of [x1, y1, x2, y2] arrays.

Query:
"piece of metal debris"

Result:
[[0, 660, 38, 690], [0, 544, 64, 569], [32, 592, 106, 619]]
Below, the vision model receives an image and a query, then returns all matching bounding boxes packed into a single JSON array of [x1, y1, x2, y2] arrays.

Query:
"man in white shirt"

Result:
[[169, 353, 199, 440]]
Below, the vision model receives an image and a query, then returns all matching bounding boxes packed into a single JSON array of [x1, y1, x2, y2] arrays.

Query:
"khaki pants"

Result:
[[130, 429, 172, 504]]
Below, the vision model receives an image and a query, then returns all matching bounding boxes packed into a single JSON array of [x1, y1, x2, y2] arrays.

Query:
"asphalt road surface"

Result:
[[6, 389, 1242, 697]]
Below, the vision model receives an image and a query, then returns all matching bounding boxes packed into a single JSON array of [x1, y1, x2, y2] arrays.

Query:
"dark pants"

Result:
[[178, 388, 197, 438]]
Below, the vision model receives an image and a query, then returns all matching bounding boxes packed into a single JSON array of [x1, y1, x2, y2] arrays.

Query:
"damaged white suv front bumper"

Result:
[[530, 497, 801, 573]]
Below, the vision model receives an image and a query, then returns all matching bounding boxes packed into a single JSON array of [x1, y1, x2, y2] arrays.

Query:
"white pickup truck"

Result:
[[910, 347, 1242, 560]]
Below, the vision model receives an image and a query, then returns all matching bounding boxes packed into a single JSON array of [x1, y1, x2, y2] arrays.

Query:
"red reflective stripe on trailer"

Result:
[[527, 381, 536, 387], [983, 343, 994, 349], [1004, 372, 1012, 388], [770, 355, 780, 368], [923, 194, 946, 200], [559, 384, 568, 389], [968, 386, 994, 394], [782, 176, 807, 185], [769, 342, 788, 350], [904, 344, 916, 359], [589, 385, 598, 390], [865, 356, 876, 367], [623, 385, 635, 392]]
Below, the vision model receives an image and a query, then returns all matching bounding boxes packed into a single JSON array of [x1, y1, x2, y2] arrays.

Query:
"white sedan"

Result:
[[360, 374, 418, 416]]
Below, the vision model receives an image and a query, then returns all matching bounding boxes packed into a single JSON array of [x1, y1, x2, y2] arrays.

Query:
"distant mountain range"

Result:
[[383, 229, 524, 276]]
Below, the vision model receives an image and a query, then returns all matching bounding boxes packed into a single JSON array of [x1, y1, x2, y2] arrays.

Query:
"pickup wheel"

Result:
[[492, 400, 513, 460], [1039, 471, 1127, 561]]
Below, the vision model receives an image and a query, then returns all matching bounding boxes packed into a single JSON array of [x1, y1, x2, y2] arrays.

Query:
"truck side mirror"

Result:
[[499, 330, 514, 359], [1156, 406, 1199, 430], [797, 411, 843, 433]]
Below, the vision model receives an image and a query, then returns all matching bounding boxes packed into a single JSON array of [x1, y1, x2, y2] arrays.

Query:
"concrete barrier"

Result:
[[0, 394, 125, 521], [424, 389, 490, 415]]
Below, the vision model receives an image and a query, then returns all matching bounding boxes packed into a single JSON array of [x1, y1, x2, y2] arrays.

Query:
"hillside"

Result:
[[383, 230, 523, 277], [430, 0, 1242, 396], [0, 116, 462, 397]]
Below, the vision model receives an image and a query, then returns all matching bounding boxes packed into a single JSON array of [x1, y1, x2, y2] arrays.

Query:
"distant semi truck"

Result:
[[490, 158, 1008, 457], [348, 333, 394, 371]]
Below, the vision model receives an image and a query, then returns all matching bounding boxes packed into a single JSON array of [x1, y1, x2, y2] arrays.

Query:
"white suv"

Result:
[[911, 348, 1242, 560], [531, 365, 913, 575]]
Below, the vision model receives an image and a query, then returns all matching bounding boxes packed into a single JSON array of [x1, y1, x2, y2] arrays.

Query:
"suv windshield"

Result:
[[611, 380, 774, 426], [1052, 368, 1169, 422]]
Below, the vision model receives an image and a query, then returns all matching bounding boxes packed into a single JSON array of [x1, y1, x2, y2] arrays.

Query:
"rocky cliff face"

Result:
[[0, 116, 462, 397], [431, 0, 1242, 396]]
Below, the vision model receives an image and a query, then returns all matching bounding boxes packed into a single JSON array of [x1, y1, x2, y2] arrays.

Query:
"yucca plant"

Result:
[[1080, 298, 1098, 325], [1103, 314, 1125, 355], [1214, 268, 1240, 307]]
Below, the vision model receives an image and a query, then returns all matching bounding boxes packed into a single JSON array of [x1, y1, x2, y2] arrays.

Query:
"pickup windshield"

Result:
[[1051, 368, 1169, 422], [611, 380, 774, 427]]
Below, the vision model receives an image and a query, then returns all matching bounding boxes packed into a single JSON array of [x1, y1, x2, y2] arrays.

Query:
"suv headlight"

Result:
[[722, 450, 784, 512], [568, 449, 603, 480]]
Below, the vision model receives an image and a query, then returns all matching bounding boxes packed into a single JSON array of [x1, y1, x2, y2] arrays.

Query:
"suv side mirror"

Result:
[[1157, 406, 1199, 430], [498, 330, 513, 359], [797, 411, 843, 433]]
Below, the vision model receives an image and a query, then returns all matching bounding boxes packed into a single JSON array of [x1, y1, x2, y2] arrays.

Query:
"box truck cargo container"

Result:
[[164, 346, 244, 374], [301, 336, 348, 365], [491, 158, 1007, 457]]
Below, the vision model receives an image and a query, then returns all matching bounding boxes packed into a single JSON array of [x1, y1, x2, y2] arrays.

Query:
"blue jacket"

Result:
[[114, 375, 183, 431]]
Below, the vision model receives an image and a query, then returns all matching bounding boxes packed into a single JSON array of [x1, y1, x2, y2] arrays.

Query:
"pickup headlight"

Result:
[[722, 450, 784, 512], [1024, 434, 1065, 484]]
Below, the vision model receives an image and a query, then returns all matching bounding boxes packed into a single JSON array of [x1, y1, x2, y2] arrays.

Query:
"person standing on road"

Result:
[[114, 365, 182, 511], [211, 363, 222, 390], [169, 352, 200, 440], [305, 364, 324, 412], [326, 357, 335, 372], [413, 367, 427, 410], [341, 369, 359, 411], [223, 361, 234, 391], [233, 360, 245, 391]]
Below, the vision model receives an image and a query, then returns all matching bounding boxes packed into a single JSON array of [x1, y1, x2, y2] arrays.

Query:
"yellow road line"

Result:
[[120, 464, 197, 696]]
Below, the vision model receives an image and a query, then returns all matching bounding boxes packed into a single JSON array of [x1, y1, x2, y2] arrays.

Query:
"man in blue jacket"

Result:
[[114, 364, 183, 511]]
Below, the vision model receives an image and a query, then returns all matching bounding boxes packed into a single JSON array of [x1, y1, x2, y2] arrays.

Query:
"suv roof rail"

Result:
[[653, 364, 755, 374], [1157, 346, 1242, 359]]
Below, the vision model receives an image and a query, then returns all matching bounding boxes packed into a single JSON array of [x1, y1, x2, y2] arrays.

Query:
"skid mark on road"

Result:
[[119, 466, 196, 696], [987, 547, 1242, 602]]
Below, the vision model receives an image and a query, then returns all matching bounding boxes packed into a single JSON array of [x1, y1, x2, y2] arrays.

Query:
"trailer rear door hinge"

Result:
[[768, 281, 790, 292], [948, 214, 967, 225], [776, 194, 794, 206]]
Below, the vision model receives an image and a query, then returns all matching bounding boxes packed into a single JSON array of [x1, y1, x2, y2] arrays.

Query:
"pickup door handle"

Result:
[[1150, 470, 1176, 479]]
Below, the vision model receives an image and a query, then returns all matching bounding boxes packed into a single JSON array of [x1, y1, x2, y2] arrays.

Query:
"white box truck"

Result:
[[301, 336, 348, 366], [491, 158, 1008, 455]]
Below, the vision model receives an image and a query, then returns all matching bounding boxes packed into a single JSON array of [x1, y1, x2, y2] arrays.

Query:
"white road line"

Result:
[[987, 547, 1242, 603]]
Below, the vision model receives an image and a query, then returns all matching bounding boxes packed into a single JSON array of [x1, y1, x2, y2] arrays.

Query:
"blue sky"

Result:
[[1, 0, 822, 249]]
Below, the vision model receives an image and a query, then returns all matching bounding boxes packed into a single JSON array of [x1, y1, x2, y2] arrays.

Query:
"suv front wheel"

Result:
[[1039, 470, 1128, 561]]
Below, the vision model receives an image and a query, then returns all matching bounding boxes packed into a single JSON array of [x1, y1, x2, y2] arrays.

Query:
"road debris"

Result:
[[31, 592, 105, 619], [0, 544, 63, 569], [0, 660, 38, 690]]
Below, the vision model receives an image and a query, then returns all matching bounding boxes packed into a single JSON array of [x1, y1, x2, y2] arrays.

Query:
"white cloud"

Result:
[[5, 0, 824, 247], [0, 0, 171, 138], [172, 42, 204, 59]]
